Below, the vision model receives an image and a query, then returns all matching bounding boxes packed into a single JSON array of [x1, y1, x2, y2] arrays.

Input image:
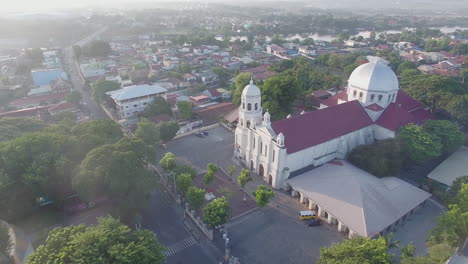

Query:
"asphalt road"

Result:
[[140, 189, 220, 264]]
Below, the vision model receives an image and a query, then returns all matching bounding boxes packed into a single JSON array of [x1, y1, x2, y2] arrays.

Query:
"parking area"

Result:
[[226, 206, 344, 264], [159, 125, 235, 172]]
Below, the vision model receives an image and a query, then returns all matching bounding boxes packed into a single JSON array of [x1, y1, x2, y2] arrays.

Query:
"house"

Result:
[[194, 71, 218, 85], [183, 73, 197, 82], [241, 64, 275, 80], [216, 88, 231, 99], [298, 46, 316, 56], [203, 88, 222, 100], [190, 95, 210, 106], [79, 63, 106, 82], [267, 44, 286, 57], [106, 84, 167, 119]]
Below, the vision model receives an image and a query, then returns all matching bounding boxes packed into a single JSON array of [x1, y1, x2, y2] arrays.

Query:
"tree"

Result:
[[227, 165, 236, 177], [176, 173, 192, 195], [26, 217, 165, 264], [446, 94, 468, 127], [0, 222, 12, 261], [445, 176, 468, 205], [237, 169, 252, 200], [173, 165, 197, 179], [252, 185, 274, 208], [348, 138, 407, 177], [398, 124, 442, 163], [207, 163, 219, 174], [92, 80, 120, 102], [65, 91, 82, 105], [271, 34, 284, 45], [212, 67, 231, 86], [231, 72, 253, 105], [203, 196, 230, 228], [177, 101, 193, 120], [400, 242, 416, 260], [317, 236, 392, 264], [459, 68, 468, 85], [135, 118, 160, 146], [157, 121, 179, 142], [144, 96, 171, 117], [74, 138, 156, 219], [397, 61, 417, 75], [261, 73, 300, 119], [203, 171, 215, 186], [82, 40, 112, 57], [71, 119, 123, 155], [422, 120, 464, 154], [159, 152, 176, 171], [401, 242, 454, 264], [187, 186, 206, 212]]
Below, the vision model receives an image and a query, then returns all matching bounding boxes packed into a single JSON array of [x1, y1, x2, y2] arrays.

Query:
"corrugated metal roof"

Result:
[[106, 84, 167, 101], [428, 146, 468, 187]]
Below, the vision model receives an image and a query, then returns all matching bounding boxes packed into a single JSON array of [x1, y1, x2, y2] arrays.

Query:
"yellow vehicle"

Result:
[[299, 210, 317, 220]]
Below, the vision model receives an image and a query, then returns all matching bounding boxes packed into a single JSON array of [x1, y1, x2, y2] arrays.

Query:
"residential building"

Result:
[[106, 84, 167, 119]]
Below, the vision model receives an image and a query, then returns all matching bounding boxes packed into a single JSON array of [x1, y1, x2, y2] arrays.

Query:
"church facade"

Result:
[[234, 60, 432, 190]]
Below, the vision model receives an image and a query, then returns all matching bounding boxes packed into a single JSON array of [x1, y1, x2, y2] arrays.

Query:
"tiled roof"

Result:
[[271, 100, 373, 154]]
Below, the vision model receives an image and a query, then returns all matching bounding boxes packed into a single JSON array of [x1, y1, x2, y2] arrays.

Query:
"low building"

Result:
[[80, 63, 106, 82], [427, 146, 468, 189], [288, 160, 431, 238], [203, 88, 222, 100], [106, 84, 167, 119], [194, 102, 238, 125], [31, 68, 68, 87], [190, 95, 210, 106]]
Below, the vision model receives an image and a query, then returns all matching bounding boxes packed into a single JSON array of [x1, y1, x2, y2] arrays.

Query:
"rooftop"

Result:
[[288, 160, 431, 237], [106, 84, 167, 101], [427, 146, 468, 187]]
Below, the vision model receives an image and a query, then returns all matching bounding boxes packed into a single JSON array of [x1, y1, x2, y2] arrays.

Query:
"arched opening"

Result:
[[268, 174, 273, 185], [247, 103, 251, 110], [250, 160, 254, 170], [259, 164, 264, 177], [323, 211, 329, 219], [343, 226, 350, 236], [353, 90, 357, 98], [378, 95, 383, 102], [246, 121, 250, 128], [255, 103, 258, 110], [359, 92, 363, 99], [370, 94, 375, 102]]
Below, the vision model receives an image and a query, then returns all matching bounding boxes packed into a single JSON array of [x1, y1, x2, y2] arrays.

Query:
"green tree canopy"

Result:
[[231, 72, 253, 105], [26, 217, 165, 264], [348, 138, 407, 177], [252, 185, 274, 208], [144, 96, 171, 117], [82, 40, 112, 57], [446, 94, 468, 127], [261, 72, 300, 119], [176, 173, 192, 195], [422, 120, 464, 154], [203, 171, 215, 186], [317, 236, 392, 264], [187, 186, 206, 211], [177, 101, 193, 120], [157, 121, 179, 142], [173, 165, 197, 179], [92, 80, 120, 102], [70, 119, 123, 155], [135, 118, 160, 146], [227, 165, 236, 177], [203, 196, 230, 228], [74, 138, 156, 219], [238, 169, 252, 200], [0, 117, 46, 135], [159, 152, 176, 171], [398, 124, 442, 163]]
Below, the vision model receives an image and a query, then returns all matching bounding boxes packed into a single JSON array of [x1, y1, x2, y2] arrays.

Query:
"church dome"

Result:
[[242, 79, 261, 98], [348, 61, 399, 93]]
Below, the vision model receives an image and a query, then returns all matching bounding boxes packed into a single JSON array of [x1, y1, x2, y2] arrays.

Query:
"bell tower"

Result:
[[238, 78, 262, 128]]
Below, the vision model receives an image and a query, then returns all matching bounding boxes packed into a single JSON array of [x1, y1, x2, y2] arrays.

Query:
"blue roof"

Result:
[[31, 68, 68, 86]]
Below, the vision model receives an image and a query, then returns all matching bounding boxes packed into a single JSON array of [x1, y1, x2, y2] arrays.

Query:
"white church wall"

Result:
[[373, 125, 395, 140], [284, 126, 374, 182]]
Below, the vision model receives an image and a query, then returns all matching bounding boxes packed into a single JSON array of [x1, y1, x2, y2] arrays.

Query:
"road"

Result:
[[141, 189, 220, 264]]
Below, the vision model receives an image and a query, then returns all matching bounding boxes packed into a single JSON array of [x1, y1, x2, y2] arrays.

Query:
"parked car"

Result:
[[299, 210, 317, 220], [195, 132, 204, 137], [202, 131, 208, 136], [305, 219, 322, 227]]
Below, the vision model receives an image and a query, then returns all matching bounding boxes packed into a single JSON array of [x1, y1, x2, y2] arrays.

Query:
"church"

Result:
[[234, 60, 432, 190]]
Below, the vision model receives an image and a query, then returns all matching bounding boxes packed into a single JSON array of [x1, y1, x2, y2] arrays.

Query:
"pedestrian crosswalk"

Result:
[[163, 236, 198, 257]]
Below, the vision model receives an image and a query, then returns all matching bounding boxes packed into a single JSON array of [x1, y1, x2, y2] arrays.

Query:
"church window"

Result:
[[378, 95, 383, 102], [247, 121, 250, 128], [353, 90, 357, 98], [255, 103, 258, 110], [272, 150, 275, 162], [265, 146, 267, 157], [242, 102, 245, 109], [260, 141, 263, 154], [359, 92, 363, 99], [387, 94, 391, 102], [370, 94, 375, 102], [247, 103, 251, 110]]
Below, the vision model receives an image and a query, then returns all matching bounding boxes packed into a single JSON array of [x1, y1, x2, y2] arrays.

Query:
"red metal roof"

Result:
[[395, 90, 423, 112], [271, 100, 373, 154], [365, 103, 384, 112], [319, 90, 347, 107], [208, 88, 221, 97]]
